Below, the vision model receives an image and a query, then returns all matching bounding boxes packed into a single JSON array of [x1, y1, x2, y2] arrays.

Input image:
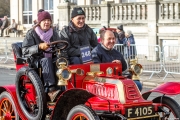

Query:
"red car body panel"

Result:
[[144, 82, 180, 95], [67, 63, 122, 89]]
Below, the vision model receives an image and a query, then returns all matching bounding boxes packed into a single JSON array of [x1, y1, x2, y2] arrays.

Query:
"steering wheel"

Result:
[[44, 40, 68, 53]]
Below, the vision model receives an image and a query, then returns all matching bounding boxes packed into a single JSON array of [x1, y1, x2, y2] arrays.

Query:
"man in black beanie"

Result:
[[59, 7, 98, 64]]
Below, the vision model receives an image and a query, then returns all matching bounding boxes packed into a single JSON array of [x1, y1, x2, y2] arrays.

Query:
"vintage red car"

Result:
[[0, 41, 180, 120]]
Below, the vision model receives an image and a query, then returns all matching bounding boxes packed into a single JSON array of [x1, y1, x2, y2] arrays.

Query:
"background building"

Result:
[[10, 0, 180, 53], [10, 0, 146, 28]]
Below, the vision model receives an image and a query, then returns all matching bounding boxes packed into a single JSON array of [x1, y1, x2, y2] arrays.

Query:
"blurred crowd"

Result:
[[0, 16, 18, 37]]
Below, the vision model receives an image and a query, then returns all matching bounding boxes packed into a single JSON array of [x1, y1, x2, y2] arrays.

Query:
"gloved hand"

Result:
[[39, 43, 50, 50]]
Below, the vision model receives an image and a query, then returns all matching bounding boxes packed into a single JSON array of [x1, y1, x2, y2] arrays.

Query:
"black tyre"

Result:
[[15, 68, 46, 120], [66, 104, 100, 120], [153, 96, 180, 119], [0, 91, 19, 120]]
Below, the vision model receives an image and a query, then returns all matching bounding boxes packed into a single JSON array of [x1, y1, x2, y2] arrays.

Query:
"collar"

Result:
[[69, 21, 86, 32], [101, 44, 113, 51]]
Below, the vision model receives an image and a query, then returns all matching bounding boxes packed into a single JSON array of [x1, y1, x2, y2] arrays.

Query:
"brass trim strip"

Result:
[[90, 64, 100, 72], [127, 114, 160, 120]]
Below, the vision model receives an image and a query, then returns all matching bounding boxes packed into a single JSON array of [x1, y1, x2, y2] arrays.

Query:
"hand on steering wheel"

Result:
[[44, 40, 68, 53], [39, 43, 50, 50]]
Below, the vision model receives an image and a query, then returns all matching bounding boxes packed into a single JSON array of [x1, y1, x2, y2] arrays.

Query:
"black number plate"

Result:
[[125, 106, 155, 118]]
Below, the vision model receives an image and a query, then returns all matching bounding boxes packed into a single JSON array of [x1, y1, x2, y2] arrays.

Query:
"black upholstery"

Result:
[[11, 42, 26, 64], [11, 42, 23, 58]]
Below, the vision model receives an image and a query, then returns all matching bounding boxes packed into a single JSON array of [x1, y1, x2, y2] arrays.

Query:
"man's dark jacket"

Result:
[[2, 19, 8, 28], [59, 22, 98, 57], [92, 44, 127, 71]]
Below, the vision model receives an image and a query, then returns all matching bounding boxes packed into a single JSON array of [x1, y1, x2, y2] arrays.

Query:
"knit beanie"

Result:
[[71, 7, 85, 18], [126, 30, 132, 36], [117, 24, 123, 30], [38, 11, 52, 23]]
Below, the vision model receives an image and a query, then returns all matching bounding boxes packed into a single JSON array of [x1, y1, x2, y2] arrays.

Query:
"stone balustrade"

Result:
[[59, 0, 180, 26], [159, 1, 180, 20], [67, 2, 148, 27], [110, 3, 147, 21]]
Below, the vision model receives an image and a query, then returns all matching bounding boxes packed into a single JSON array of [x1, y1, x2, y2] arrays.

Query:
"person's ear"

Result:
[[101, 39, 104, 43]]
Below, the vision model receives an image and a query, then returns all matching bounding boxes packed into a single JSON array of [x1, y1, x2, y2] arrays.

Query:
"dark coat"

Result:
[[59, 21, 98, 57], [22, 28, 60, 66], [123, 34, 136, 59], [0, 19, 2, 27], [91, 44, 127, 71], [117, 31, 125, 44], [2, 19, 8, 28]]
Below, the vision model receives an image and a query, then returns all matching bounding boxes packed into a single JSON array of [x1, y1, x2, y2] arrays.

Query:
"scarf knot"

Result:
[[35, 26, 53, 57]]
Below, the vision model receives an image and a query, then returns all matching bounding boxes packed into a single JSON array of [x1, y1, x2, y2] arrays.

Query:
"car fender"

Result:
[[142, 82, 180, 99], [51, 88, 95, 120], [0, 85, 27, 120]]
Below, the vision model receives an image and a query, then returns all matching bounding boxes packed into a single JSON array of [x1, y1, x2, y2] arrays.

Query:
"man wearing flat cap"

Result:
[[59, 7, 98, 64]]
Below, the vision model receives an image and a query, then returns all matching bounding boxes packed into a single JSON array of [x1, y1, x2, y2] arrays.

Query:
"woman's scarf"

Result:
[[35, 26, 53, 57]]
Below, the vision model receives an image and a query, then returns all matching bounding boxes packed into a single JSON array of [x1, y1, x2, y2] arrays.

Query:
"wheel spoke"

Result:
[[2, 102, 7, 111], [8, 101, 12, 113], [0, 92, 18, 120], [0, 99, 15, 120], [5, 100, 12, 113], [11, 116, 16, 118], [4, 100, 9, 111], [1, 116, 5, 120], [1, 109, 6, 114]]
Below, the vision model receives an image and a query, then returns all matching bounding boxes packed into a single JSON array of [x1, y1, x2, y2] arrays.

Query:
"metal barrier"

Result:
[[0, 38, 179, 80], [0, 37, 14, 63], [0, 38, 6, 62], [114, 44, 163, 79], [162, 45, 180, 80]]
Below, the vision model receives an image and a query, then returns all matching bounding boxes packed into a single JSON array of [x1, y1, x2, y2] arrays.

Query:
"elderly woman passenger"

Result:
[[22, 11, 63, 102]]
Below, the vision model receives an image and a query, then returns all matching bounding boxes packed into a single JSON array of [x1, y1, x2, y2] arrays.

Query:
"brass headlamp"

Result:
[[56, 58, 72, 86], [129, 59, 143, 80]]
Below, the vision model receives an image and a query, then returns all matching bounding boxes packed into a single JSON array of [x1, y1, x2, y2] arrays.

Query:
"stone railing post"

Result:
[[169, 3, 174, 19], [57, 2, 72, 29], [147, 0, 159, 61], [100, 2, 110, 27], [164, 3, 169, 19], [175, 3, 179, 19]]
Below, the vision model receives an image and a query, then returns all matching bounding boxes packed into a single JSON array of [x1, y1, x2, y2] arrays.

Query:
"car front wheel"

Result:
[[66, 104, 100, 120]]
